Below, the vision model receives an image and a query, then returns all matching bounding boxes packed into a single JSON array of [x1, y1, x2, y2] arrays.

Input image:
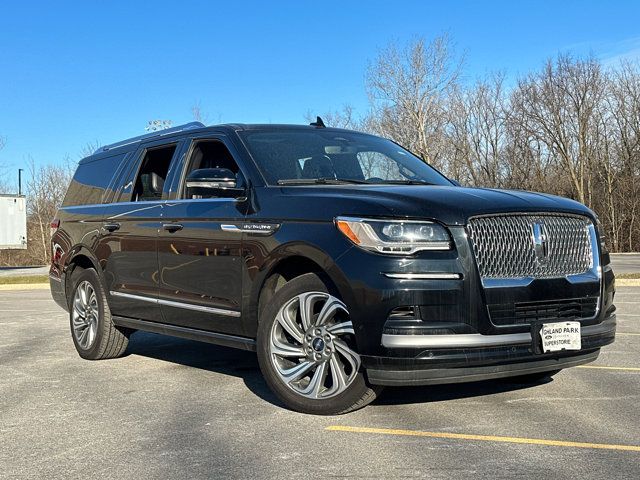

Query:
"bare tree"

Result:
[[304, 106, 361, 130], [366, 35, 462, 169], [307, 38, 640, 251], [602, 62, 640, 250], [79, 141, 101, 159], [191, 101, 209, 124], [510, 55, 607, 205], [448, 73, 508, 186], [25, 158, 74, 264]]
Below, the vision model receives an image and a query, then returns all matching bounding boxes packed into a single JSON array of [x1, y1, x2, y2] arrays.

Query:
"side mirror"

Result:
[[185, 168, 245, 198]]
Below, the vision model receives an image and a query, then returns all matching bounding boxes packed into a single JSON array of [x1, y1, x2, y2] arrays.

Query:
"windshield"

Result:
[[238, 129, 453, 186]]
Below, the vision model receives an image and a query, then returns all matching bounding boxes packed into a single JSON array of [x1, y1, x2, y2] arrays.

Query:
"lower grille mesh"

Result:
[[489, 297, 599, 326]]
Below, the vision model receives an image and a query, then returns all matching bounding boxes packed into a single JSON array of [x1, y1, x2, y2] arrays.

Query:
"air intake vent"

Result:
[[388, 306, 417, 319], [488, 297, 599, 326]]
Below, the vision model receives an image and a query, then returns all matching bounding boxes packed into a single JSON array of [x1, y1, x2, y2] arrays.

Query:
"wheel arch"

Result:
[[63, 246, 104, 306], [246, 243, 354, 335]]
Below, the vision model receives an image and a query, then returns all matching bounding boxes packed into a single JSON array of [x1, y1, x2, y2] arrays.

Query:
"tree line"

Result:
[[1, 34, 639, 266], [318, 35, 640, 252]]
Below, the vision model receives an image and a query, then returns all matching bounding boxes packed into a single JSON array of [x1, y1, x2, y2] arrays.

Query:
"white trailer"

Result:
[[0, 195, 27, 250]]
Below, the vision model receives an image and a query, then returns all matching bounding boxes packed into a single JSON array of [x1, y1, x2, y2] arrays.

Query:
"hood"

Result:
[[278, 185, 595, 225]]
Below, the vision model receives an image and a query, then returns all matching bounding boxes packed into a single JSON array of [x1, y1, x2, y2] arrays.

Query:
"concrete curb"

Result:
[[0, 283, 50, 291]]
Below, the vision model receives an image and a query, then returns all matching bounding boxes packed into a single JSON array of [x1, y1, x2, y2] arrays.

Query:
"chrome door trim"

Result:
[[110, 290, 156, 303], [158, 297, 241, 317], [109, 291, 241, 317], [221, 223, 279, 235]]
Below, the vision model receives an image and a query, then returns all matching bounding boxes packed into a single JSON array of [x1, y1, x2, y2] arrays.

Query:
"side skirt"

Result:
[[112, 316, 257, 352]]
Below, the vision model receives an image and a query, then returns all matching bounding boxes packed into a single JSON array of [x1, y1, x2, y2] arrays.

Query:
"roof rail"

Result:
[[94, 122, 206, 154]]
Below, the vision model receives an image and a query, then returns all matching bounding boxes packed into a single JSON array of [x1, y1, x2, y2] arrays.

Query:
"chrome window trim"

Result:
[[109, 291, 241, 317], [383, 272, 462, 280], [164, 198, 237, 205]]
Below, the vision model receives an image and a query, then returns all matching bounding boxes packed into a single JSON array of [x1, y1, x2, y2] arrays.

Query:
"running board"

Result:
[[112, 316, 257, 352]]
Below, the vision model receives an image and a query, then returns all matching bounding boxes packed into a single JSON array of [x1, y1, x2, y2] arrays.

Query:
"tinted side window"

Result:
[[132, 145, 177, 202], [63, 153, 127, 206]]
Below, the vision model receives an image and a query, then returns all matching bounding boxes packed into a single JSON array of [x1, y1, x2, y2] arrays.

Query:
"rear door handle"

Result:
[[102, 222, 120, 232], [163, 223, 183, 233]]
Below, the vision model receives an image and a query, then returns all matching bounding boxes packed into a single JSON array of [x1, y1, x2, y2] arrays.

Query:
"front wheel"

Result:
[[257, 273, 381, 414]]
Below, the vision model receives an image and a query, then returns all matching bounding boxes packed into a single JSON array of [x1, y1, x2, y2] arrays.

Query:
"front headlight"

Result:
[[335, 217, 452, 254]]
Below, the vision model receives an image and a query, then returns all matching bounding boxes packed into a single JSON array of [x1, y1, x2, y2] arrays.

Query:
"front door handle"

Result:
[[102, 222, 120, 233], [163, 223, 183, 233]]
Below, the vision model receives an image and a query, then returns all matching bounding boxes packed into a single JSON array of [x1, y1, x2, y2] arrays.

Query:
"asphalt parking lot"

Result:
[[1, 288, 639, 479]]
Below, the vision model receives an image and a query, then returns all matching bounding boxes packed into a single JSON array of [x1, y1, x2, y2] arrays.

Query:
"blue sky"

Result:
[[1, 0, 639, 188]]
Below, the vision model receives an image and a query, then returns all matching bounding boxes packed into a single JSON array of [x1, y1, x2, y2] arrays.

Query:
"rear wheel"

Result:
[[257, 273, 381, 414], [68, 268, 129, 360]]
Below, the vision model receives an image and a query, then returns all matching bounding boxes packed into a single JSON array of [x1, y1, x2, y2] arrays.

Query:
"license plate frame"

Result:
[[539, 321, 581, 353]]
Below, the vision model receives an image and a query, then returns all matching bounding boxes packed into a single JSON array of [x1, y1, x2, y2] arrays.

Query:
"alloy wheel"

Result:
[[72, 280, 99, 349], [269, 292, 361, 399]]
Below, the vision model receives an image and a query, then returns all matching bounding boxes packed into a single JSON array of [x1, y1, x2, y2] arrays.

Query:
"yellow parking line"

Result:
[[326, 426, 640, 452], [576, 365, 640, 372], [617, 332, 640, 336]]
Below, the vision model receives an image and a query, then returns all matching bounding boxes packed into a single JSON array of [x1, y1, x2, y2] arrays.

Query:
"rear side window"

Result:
[[63, 153, 127, 206], [132, 144, 177, 201]]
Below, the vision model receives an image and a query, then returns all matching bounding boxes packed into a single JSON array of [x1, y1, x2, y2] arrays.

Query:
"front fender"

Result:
[[241, 221, 356, 337]]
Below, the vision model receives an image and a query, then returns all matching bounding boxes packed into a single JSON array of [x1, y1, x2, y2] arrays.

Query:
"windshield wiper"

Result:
[[375, 179, 434, 185], [277, 178, 369, 185]]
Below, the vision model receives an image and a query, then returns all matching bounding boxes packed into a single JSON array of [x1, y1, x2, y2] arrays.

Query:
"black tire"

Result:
[[68, 267, 129, 360], [505, 369, 562, 384], [257, 273, 382, 415]]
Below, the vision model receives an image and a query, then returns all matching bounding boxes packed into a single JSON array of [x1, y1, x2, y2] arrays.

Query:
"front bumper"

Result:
[[363, 314, 615, 386]]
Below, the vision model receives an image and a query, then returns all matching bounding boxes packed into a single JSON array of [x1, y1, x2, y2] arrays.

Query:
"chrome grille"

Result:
[[467, 214, 593, 279]]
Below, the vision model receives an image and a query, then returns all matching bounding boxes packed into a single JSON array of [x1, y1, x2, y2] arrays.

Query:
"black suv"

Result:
[[50, 121, 616, 414]]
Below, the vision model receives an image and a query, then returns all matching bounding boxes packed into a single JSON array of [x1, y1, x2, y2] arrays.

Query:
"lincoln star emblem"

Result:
[[531, 221, 549, 263]]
